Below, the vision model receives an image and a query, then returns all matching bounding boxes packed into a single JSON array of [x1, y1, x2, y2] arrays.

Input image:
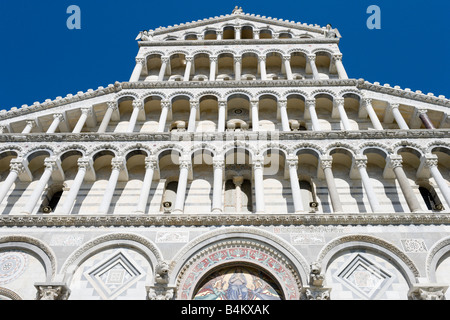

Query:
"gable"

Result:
[[137, 9, 336, 42]]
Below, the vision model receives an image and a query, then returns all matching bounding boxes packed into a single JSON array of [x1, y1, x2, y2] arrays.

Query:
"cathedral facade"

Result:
[[0, 8, 449, 300]]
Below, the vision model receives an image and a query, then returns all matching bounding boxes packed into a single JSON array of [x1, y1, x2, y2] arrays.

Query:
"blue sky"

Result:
[[0, 0, 449, 110]]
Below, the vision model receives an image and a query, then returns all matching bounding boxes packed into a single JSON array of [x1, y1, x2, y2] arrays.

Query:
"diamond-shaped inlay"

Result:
[[334, 253, 394, 300], [84, 251, 144, 300]]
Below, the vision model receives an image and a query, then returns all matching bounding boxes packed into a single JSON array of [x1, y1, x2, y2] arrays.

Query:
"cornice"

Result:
[[0, 129, 448, 143], [2, 79, 449, 122], [138, 38, 340, 47], [0, 213, 448, 228], [149, 12, 329, 37]]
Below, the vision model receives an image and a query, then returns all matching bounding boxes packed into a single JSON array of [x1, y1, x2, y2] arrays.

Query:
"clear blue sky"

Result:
[[0, 0, 449, 110]]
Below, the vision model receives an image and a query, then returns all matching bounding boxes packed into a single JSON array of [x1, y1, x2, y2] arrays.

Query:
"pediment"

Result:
[[137, 9, 337, 42]]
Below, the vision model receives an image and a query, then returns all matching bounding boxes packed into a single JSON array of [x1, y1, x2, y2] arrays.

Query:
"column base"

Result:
[[172, 209, 184, 214], [212, 209, 223, 214]]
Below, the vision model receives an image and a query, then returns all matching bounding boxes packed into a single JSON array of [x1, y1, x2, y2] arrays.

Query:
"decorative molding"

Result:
[[0, 213, 448, 228]]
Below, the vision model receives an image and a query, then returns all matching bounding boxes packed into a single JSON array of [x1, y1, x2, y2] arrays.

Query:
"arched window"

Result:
[[40, 185, 64, 214], [419, 185, 444, 211], [161, 181, 178, 213]]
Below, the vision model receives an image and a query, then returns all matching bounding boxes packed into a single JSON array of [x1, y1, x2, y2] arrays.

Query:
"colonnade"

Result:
[[0, 149, 449, 216], [129, 51, 348, 82]]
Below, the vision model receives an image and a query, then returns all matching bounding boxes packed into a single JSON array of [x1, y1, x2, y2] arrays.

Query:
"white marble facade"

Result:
[[0, 8, 449, 300]]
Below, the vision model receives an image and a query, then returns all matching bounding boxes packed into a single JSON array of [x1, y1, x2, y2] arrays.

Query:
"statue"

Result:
[[309, 261, 324, 287], [325, 24, 337, 38], [232, 6, 243, 15], [155, 261, 170, 285], [136, 30, 153, 41]]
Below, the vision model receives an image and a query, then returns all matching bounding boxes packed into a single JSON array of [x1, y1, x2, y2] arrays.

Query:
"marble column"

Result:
[[418, 109, 435, 129], [209, 56, 217, 81], [307, 55, 320, 80], [135, 157, 157, 214], [363, 98, 383, 130], [216, 30, 223, 40], [279, 100, 291, 131], [253, 30, 260, 39], [129, 58, 145, 82], [335, 99, 351, 131], [60, 158, 90, 215], [0, 159, 25, 204], [283, 55, 293, 80], [251, 100, 260, 131], [0, 125, 7, 134], [235, 26, 241, 40], [184, 56, 193, 81], [217, 101, 227, 132], [173, 160, 190, 214], [253, 157, 265, 214], [212, 158, 225, 213], [234, 56, 242, 81], [98, 158, 124, 214], [321, 156, 343, 213], [22, 120, 36, 134], [354, 157, 382, 213], [187, 100, 199, 132], [72, 108, 92, 134], [47, 114, 64, 134], [259, 56, 267, 80], [22, 158, 56, 215], [287, 157, 304, 213], [232, 176, 244, 212], [424, 155, 450, 208], [158, 57, 169, 81], [390, 103, 409, 129], [306, 99, 321, 131], [333, 55, 348, 79], [389, 155, 422, 212], [98, 101, 118, 133], [127, 100, 144, 133], [157, 101, 171, 133]]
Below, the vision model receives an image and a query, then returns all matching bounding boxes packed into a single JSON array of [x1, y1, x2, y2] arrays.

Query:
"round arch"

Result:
[[171, 227, 309, 300]]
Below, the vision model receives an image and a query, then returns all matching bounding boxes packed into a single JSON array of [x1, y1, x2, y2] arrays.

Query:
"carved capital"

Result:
[[320, 156, 333, 169], [286, 157, 298, 168], [77, 158, 91, 170], [148, 286, 175, 300], [306, 99, 316, 108], [333, 54, 343, 62], [424, 155, 439, 168], [35, 284, 70, 300], [136, 57, 146, 65], [44, 158, 58, 171], [145, 157, 158, 170], [408, 285, 448, 300], [388, 155, 403, 169], [107, 101, 118, 111], [111, 158, 125, 171], [307, 54, 316, 62], [132, 100, 144, 110], [80, 107, 92, 117], [301, 287, 331, 300], [9, 159, 25, 174]]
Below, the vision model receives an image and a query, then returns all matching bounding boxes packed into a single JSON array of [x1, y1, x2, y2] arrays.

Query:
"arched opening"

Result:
[[193, 265, 284, 300], [342, 94, 361, 130], [241, 26, 254, 39], [227, 94, 250, 130], [171, 96, 191, 131], [217, 53, 234, 81], [193, 53, 210, 81], [290, 52, 308, 79], [315, 51, 333, 79], [224, 148, 253, 213], [223, 26, 235, 40], [185, 33, 198, 41], [198, 95, 218, 132], [265, 52, 283, 80], [287, 94, 306, 130], [419, 184, 444, 211], [258, 95, 278, 131], [145, 54, 163, 81], [115, 97, 135, 132], [204, 29, 217, 40], [169, 54, 187, 80], [40, 184, 64, 214], [158, 150, 182, 213], [259, 29, 272, 39], [142, 96, 162, 132], [315, 94, 334, 131], [241, 53, 258, 80]]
